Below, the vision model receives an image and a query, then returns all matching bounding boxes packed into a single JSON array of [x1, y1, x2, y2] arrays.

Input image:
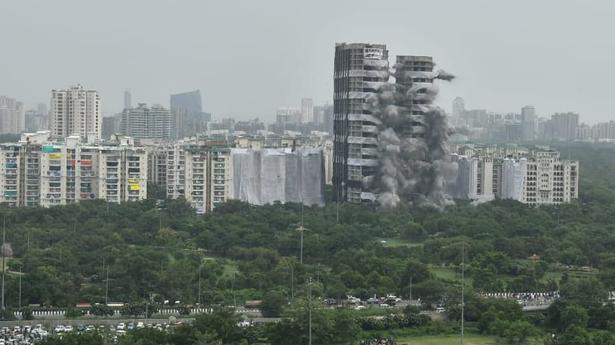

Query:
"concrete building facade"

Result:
[[450, 146, 578, 206], [333, 42, 389, 203], [50, 85, 101, 140], [0, 96, 25, 134], [301, 98, 314, 123], [0, 132, 147, 207], [120, 104, 172, 139]]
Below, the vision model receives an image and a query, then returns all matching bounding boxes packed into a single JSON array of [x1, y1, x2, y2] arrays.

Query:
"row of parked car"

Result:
[[0, 324, 48, 344]]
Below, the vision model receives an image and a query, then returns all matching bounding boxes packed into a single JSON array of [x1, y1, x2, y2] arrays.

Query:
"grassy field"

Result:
[[429, 265, 458, 281]]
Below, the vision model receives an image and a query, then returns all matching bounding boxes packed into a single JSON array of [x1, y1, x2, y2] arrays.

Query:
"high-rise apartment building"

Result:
[[50, 85, 101, 140], [452, 97, 465, 119], [548, 112, 579, 141], [120, 104, 172, 139], [0, 96, 25, 134], [102, 115, 121, 139], [124, 89, 132, 109], [521, 105, 536, 141], [163, 140, 232, 213], [333, 42, 389, 203], [0, 132, 147, 207], [301, 98, 314, 123], [394, 55, 435, 138], [451, 146, 578, 206], [275, 107, 300, 130]]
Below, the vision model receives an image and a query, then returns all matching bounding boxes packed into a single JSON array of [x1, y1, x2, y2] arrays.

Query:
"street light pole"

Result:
[[197, 267, 202, 305], [461, 242, 465, 345], [289, 263, 294, 302], [297, 225, 306, 264], [2, 215, 6, 311], [18, 266, 21, 309], [105, 266, 109, 305], [308, 277, 312, 345]]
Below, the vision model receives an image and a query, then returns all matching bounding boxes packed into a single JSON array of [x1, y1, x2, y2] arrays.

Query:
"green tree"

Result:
[[194, 308, 244, 344], [261, 290, 286, 317], [38, 333, 105, 345], [557, 325, 592, 345], [560, 277, 607, 308], [560, 305, 589, 330]]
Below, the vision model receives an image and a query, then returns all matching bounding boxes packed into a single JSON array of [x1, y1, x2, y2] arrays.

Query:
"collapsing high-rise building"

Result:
[[333, 42, 455, 207]]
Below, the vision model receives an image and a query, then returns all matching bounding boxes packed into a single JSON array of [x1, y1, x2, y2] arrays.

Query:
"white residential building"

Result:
[[50, 85, 101, 140], [0, 133, 147, 207], [301, 98, 314, 123], [0, 96, 25, 134], [451, 146, 578, 205], [120, 104, 172, 139]]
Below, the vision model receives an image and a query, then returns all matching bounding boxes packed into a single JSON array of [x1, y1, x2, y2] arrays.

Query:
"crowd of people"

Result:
[[480, 291, 560, 306], [361, 338, 396, 345]]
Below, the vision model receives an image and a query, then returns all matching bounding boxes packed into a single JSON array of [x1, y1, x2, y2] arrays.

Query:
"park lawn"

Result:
[[429, 266, 458, 281], [203, 256, 239, 279]]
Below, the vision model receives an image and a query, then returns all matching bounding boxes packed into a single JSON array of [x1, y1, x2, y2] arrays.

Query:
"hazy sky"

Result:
[[2, 0, 615, 124]]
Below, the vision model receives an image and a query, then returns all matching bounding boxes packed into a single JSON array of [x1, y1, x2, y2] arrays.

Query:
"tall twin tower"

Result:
[[333, 42, 451, 206]]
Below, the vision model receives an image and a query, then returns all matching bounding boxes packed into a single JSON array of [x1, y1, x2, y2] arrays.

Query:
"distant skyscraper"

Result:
[[170, 90, 210, 139], [120, 103, 172, 139], [50, 85, 101, 139], [275, 107, 300, 131], [102, 114, 121, 139], [452, 97, 465, 119], [0, 96, 25, 134], [25, 103, 48, 132], [333, 42, 389, 203], [124, 89, 132, 109], [521, 105, 536, 141], [549, 112, 579, 141], [37, 103, 48, 117], [301, 98, 314, 123]]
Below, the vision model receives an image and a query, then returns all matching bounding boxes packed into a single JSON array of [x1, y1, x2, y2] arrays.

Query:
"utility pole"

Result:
[[290, 263, 294, 302], [297, 225, 307, 265], [409, 275, 413, 303], [232, 273, 237, 307], [18, 266, 21, 309], [197, 267, 202, 305], [105, 266, 109, 305], [308, 277, 312, 345], [296, 204, 307, 265], [2, 215, 6, 311], [461, 242, 465, 345], [336, 197, 340, 224]]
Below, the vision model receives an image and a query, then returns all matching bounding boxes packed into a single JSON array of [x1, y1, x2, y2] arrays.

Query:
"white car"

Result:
[[64, 325, 73, 332], [117, 323, 125, 330]]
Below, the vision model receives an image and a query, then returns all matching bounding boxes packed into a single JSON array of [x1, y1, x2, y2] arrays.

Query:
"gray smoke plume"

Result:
[[366, 61, 457, 208]]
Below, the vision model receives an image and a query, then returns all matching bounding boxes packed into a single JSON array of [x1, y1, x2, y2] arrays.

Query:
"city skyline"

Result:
[[2, 1, 615, 124]]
